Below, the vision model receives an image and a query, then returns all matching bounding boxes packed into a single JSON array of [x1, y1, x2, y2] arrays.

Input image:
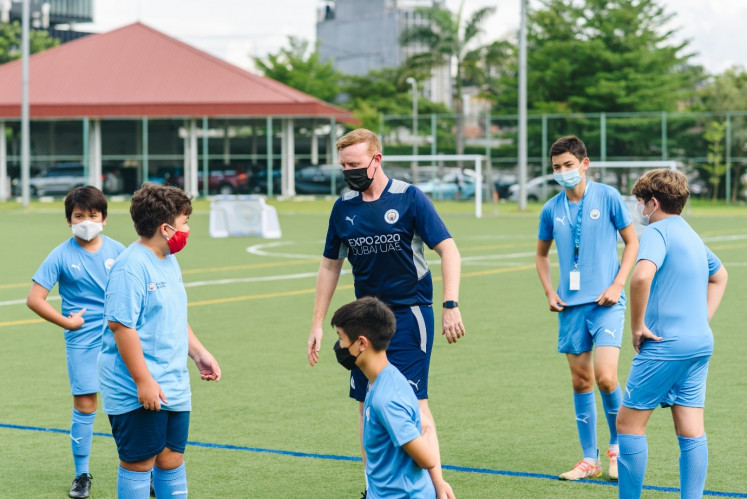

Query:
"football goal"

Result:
[[382, 154, 489, 218]]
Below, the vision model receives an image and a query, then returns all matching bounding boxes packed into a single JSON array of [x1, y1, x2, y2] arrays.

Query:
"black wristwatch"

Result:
[[442, 300, 458, 309]]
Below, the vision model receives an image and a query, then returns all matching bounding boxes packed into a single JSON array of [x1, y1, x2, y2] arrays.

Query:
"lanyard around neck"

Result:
[[563, 182, 590, 269]]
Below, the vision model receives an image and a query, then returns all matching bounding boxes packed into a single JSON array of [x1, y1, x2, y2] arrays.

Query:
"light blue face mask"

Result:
[[554, 168, 582, 189]]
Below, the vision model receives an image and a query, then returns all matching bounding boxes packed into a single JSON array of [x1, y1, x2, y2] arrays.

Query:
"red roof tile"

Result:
[[0, 22, 352, 120]]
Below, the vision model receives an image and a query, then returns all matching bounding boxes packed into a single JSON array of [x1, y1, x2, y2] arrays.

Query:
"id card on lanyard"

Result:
[[564, 184, 589, 291]]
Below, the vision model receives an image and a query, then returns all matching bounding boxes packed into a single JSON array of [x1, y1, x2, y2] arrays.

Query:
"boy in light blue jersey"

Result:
[[331, 297, 453, 499], [98, 183, 221, 498], [307, 128, 464, 497], [536, 136, 639, 481], [27, 186, 125, 498], [617, 169, 727, 498]]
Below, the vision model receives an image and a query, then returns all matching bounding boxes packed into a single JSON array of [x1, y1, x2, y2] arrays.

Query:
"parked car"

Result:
[[294, 164, 346, 195], [249, 166, 282, 194], [146, 166, 181, 187], [493, 172, 518, 200], [169, 167, 251, 194], [507, 174, 563, 202], [12, 162, 122, 196], [417, 173, 477, 200]]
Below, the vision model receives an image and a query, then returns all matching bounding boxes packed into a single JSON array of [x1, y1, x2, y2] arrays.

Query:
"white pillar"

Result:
[[311, 131, 319, 165], [0, 121, 7, 200], [88, 119, 102, 190], [189, 119, 198, 197], [183, 121, 190, 194], [223, 123, 230, 165], [281, 118, 295, 196]]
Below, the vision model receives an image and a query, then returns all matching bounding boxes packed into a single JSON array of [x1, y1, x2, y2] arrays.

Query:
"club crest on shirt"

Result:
[[590, 209, 601, 220], [148, 282, 156, 292], [384, 209, 399, 224], [105, 258, 116, 270]]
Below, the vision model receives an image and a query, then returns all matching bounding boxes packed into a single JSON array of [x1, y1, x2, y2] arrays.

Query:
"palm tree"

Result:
[[400, 0, 496, 156]]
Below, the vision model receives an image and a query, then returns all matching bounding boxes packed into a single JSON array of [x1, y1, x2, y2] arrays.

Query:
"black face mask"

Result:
[[333, 339, 358, 370], [343, 155, 376, 192]]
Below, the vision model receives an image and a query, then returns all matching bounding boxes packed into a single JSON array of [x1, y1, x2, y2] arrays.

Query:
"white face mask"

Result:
[[72, 220, 103, 241], [634, 202, 655, 226]]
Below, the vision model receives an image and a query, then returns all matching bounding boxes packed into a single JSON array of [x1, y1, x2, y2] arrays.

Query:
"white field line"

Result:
[[4, 234, 745, 308]]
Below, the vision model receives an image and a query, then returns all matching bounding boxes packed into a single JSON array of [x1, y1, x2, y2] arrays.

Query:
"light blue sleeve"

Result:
[[705, 245, 722, 276], [32, 244, 64, 291], [104, 267, 145, 329], [636, 226, 666, 268], [610, 189, 633, 230], [374, 393, 422, 448], [538, 202, 554, 240]]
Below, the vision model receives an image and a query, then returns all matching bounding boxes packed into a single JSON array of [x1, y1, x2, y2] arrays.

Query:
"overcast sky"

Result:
[[80, 0, 746, 75]]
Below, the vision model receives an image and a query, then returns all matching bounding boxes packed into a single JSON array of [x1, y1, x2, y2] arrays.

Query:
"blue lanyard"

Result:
[[563, 182, 590, 270]]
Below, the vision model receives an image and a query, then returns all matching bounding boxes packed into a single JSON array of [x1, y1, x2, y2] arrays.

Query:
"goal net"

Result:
[[209, 195, 282, 238], [381, 154, 489, 218]]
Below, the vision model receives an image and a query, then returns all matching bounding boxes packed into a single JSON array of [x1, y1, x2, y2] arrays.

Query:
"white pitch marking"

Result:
[[247, 241, 318, 259]]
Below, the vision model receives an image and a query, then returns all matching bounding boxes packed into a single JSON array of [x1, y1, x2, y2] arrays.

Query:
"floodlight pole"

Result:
[[406, 77, 418, 157], [406, 77, 418, 180], [517, 0, 528, 211], [21, 0, 30, 206]]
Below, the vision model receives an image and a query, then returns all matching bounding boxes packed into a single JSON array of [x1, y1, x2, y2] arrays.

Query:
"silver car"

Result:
[[14, 163, 121, 196]]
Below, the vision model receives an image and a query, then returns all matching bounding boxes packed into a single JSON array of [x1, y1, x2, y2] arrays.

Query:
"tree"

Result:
[[0, 21, 59, 64], [703, 120, 728, 202], [254, 36, 343, 103], [399, 0, 496, 155], [483, 0, 704, 160], [522, 0, 699, 114], [339, 66, 449, 136], [694, 67, 747, 202]]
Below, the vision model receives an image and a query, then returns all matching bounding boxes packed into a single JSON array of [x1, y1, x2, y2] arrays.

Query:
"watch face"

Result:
[[443, 301, 458, 309]]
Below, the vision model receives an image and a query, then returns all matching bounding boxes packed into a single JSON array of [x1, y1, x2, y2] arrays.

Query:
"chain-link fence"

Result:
[[381, 111, 747, 202]]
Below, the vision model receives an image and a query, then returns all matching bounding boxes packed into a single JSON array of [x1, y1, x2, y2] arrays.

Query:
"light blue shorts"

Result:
[[622, 356, 710, 410], [66, 345, 100, 395], [557, 301, 625, 354]]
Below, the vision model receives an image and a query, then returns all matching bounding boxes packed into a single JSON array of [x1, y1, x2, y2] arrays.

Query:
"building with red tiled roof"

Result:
[[0, 22, 353, 199]]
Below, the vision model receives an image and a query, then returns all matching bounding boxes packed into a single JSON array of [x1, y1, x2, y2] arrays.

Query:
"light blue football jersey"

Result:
[[363, 364, 436, 499], [635, 216, 721, 360], [98, 243, 191, 415], [32, 235, 125, 348], [538, 181, 632, 306]]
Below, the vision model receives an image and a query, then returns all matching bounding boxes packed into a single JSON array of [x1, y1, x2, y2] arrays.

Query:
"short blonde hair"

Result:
[[336, 128, 382, 155], [632, 169, 690, 215]]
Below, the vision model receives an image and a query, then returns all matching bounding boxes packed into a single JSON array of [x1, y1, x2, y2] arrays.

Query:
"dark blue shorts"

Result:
[[109, 408, 190, 463], [350, 304, 434, 402]]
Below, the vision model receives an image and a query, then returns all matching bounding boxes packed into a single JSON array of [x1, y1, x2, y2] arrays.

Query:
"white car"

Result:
[[508, 174, 563, 202]]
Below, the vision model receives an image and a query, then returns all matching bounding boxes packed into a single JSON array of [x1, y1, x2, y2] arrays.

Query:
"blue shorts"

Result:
[[557, 301, 625, 354], [622, 356, 710, 410], [350, 304, 434, 402], [66, 345, 100, 395], [109, 408, 190, 462]]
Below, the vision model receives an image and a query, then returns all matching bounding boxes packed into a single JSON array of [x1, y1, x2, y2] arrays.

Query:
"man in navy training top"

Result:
[[535, 135, 639, 481], [307, 128, 464, 498], [617, 169, 727, 498], [331, 296, 452, 498]]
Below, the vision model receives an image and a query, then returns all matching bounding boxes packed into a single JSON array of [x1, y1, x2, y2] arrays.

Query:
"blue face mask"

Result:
[[554, 168, 582, 189]]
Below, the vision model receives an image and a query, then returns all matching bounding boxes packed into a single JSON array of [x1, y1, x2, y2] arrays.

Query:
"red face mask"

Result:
[[164, 224, 190, 254]]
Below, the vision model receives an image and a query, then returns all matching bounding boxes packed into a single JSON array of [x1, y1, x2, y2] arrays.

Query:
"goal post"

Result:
[[588, 160, 683, 235], [383, 154, 488, 218]]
